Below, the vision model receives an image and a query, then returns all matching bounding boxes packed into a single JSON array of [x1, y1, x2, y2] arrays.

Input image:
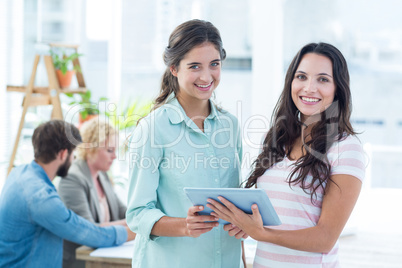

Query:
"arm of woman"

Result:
[[209, 174, 362, 253], [151, 205, 219, 237], [126, 119, 217, 239], [125, 119, 165, 240], [150, 113, 239, 238]]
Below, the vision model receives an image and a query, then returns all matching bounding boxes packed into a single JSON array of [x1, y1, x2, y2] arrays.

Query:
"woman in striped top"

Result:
[[208, 42, 366, 267]]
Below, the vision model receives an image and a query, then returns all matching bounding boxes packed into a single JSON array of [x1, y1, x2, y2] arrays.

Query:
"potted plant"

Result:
[[50, 50, 82, 88], [108, 98, 152, 172], [108, 98, 152, 152], [65, 89, 108, 127], [108, 99, 153, 132]]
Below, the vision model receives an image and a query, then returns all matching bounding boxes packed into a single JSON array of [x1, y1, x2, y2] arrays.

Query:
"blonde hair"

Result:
[[76, 117, 117, 160]]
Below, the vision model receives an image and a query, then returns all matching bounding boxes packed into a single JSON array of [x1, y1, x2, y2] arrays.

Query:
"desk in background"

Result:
[[76, 245, 131, 268], [76, 238, 256, 268]]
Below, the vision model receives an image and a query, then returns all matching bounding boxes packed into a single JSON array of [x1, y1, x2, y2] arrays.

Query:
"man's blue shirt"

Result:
[[0, 161, 127, 268]]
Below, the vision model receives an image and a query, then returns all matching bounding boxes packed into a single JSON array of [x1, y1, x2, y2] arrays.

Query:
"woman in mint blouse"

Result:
[[126, 19, 245, 268]]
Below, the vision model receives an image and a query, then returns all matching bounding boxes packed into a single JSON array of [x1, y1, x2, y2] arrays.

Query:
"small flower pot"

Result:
[[56, 69, 75, 88]]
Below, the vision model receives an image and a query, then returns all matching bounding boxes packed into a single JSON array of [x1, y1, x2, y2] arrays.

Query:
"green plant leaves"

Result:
[[64, 89, 106, 118], [64, 88, 152, 129], [50, 49, 83, 75], [108, 99, 153, 130]]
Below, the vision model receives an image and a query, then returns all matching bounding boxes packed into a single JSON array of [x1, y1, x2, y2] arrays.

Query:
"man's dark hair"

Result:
[[32, 120, 82, 164]]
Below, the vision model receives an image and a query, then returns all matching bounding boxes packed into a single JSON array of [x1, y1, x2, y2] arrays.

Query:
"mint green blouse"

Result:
[[126, 95, 243, 268]]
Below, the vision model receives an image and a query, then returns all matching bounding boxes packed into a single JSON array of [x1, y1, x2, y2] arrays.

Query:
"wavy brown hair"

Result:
[[245, 42, 355, 202], [152, 19, 226, 111]]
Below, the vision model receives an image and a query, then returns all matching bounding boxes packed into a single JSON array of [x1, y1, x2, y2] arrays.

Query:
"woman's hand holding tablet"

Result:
[[183, 188, 281, 226]]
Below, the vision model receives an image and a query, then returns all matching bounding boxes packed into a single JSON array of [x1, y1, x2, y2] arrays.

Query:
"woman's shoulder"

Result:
[[334, 133, 363, 148], [328, 134, 367, 181], [129, 105, 178, 148], [217, 107, 237, 119], [137, 104, 176, 127], [216, 108, 240, 126], [328, 133, 366, 160]]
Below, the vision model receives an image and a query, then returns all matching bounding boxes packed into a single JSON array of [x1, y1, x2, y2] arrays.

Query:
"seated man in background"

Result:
[[0, 120, 135, 268], [59, 118, 134, 268]]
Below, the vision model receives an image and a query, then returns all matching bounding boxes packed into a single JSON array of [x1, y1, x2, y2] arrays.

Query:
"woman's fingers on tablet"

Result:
[[228, 227, 239, 236], [186, 225, 216, 237], [223, 224, 248, 239], [186, 217, 218, 238], [208, 198, 264, 232], [223, 223, 235, 232], [251, 204, 261, 218], [208, 203, 231, 222], [187, 205, 204, 216], [186, 206, 220, 238], [187, 222, 218, 229], [211, 212, 231, 223], [235, 230, 248, 239], [250, 204, 264, 225], [230, 227, 243, 238], [217, 196, 242, 214], [223, 224, 245, 238], [187, 227, 214, 238], [187, 214, 218, 223], [187, 205, 218, 219], [206, 198, 229, 213]]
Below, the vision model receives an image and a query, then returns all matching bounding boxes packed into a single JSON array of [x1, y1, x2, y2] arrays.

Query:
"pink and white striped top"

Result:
[[254, 135, 366, 268]]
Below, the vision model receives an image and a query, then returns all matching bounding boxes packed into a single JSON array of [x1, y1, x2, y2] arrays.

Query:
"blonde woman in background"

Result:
[[59, 117, 135, 268]]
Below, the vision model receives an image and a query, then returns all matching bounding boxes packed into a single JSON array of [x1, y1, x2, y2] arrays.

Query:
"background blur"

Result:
[[1, 0, 402, 266]]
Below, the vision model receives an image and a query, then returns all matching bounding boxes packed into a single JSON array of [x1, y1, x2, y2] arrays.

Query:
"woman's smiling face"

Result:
[[291, 53, 336, 122], [171, 42, 221, 105]]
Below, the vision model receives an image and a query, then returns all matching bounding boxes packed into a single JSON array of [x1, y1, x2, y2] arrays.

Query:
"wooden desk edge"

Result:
[[76, 245, 253, 267]]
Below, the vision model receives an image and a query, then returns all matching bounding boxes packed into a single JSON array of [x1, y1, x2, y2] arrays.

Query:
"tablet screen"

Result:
[[183, 187, 281, 226]]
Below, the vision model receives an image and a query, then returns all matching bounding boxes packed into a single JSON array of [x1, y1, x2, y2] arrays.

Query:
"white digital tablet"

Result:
[[183, 187, 281, 226]]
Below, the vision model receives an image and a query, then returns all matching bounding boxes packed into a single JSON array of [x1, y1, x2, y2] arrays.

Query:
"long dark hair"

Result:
[[152, 19, 226, 111], [246, 42, 355, 202]]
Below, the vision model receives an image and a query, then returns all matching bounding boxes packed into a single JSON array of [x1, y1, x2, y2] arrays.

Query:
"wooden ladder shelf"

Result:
[[6, 43, 87, 175]]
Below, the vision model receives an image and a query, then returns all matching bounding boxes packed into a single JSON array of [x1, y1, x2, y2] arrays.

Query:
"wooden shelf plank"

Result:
[[22, 95, 51, 107], [61, 87, 87, 94], [49, 43, 80, 49], [7, 85, 48, 94], [7, 85, 87, 95]]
